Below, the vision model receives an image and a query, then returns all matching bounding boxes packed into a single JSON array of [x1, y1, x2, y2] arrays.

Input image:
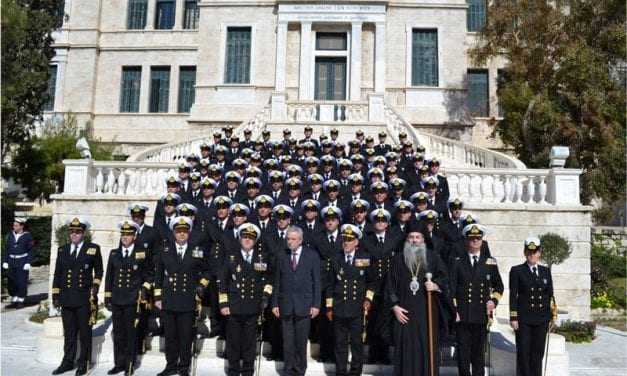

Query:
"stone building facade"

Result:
[[46, 0, 504, 156]]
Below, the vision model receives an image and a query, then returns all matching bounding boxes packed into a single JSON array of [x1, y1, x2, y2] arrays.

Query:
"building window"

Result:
[[316, 33, 347, 51], [44, 65, 58, 111], [467, 0, 487, 32], [155, 0, 175, 30], [411, 29, 438, 87], [120, 66, 142, 113], [183, 0, 199, 29], [178, 66, 196, 113], [224, 27, 252, 84], [150, 67, 171, 113], [467, 69, 489, 117], [127, 0, 148, 30]]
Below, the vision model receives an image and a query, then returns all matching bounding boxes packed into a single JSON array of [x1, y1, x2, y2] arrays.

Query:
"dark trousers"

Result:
[[61, 305, 91, 367], [317, 309, 335, 360], [267, 312, 283, 358], [281, 315, 310, 376], [7, 267, 28, 298], [207, 276, 226, 335], [367, 296, 389, 362], [516, 322, 549, 376], [334, 316, 364, 376], [112, 304, 137, 369], [226, 314, 258, 376], [456, 322, 487, 376], [134, 307, 148, 353], [162, 310, 194, 372]]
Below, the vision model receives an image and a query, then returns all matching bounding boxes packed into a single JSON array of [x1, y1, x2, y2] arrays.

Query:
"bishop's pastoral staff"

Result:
[[385, 221, 450, 376]]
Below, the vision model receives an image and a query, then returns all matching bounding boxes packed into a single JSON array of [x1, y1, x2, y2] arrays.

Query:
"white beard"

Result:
[[403, 241, 427, 272]]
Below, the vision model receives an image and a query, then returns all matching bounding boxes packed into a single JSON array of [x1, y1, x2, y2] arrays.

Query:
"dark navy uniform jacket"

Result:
[[52, 242, 104, 308], [104, 246, 154, 306], [509, 263, 554, 325], [154, 240, 210, 312], [3, 231, 34, 268], [325, 249, 376, 318]]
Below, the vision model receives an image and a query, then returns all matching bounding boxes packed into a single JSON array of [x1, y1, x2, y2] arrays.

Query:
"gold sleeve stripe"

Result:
[[365, 290, 374, 301], [219, 293, 228, 303], [154, 289, 162, 297], [263, 285, 273, 295], [104, 292, 112, 298], [326, 298, 333, 308], [93, 278, 102, 285], [51, 288, 60, 294], [200, 278, 209, 287], [510, 311, 518, 317], [453, 298, 457, 307], [492, 292, 502, 301]]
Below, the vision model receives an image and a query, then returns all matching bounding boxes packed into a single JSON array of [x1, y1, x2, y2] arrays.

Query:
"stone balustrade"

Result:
[[127, 106, 271, 162], [382, 102, 526, 169], [286, 101, 369, 123], [62, 159, 582, 206]]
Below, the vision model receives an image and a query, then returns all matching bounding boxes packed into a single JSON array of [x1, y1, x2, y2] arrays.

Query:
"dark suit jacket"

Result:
[[272, 246, 321, 317], [52, 242, 103, 308]]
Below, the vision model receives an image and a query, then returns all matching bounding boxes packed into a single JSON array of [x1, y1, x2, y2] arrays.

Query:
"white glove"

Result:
[[23, 263, 31, 271], [2, 263, 8, 269]]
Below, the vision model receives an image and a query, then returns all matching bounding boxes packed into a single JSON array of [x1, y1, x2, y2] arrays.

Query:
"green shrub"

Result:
[[553, 320, 596, 343], [539, 232, 571, 270], [28, 217, 52, 266], [591, 291, 616, 309], [607, 278, 626, 308], [591, 243, 626, 297]]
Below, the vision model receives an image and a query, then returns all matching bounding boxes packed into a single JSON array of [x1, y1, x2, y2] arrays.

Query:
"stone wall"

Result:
[[592, 226, 627, 256], [48, 195, 592, 321]]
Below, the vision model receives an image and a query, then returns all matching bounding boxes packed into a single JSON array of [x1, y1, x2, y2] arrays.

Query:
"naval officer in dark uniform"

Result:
[[154, 216, 210, 376], [51, 217, 103, 376], [2, 217, 35, 309], [104, 220, 154, 375], [218, 223, 273, 376], [449, 224, 504, 376], [509, 237, 557, 376], [325, 224, 376, 376]]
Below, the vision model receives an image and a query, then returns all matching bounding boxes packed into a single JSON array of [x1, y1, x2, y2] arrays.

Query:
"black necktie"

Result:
[[124, 248, 129, 258], [378, 236, 384, 245], [167, 217, 171, 227], [280, 231, 285, 240], [309, 224, 314, 230], [261, 221, 266, 230], [329, 235, 335, 243], [472, 255, 478, 268], [346, 255, 352, 265], [532, 266, 538, 277]]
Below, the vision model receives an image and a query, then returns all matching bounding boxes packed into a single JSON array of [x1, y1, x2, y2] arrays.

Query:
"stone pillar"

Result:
[[62, 159, 93, 194], [272, 21, 289, 121], [374, 21, 386, 94], [275, 21, 288, 92], [174, 0, 185, 30], [146, 0, 156, 30], [299, 22, 312, 100], [140, 64, 151, 113], [170, 65, 180, 113], [350, 22, 362, 101]]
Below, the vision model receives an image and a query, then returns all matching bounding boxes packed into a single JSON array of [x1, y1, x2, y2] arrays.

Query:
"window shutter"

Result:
[[127, 0, 147, 29], [467, 0, 487, 32], [44, 65, 58, 111], [150, 67, 171, 113], [178, 66, 196, 113], [467, 70, 489, 117], [225, 27, 251, 84], [412, 29, 438, 87], [120, 66, 142, 113]]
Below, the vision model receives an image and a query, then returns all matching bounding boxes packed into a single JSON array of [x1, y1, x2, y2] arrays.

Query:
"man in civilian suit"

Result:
[[272, 226, 321, 376]]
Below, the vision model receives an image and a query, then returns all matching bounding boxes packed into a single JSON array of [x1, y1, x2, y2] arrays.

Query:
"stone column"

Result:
[[350, 22, 362, 101], [140, 64, 151, 113], [170, 65, 180, 113], [299, 22, 312, 100], [272, 21, 288, 120], [146, 0, 156, 30], [374, 21, 386, 93], [174, 0, 185, 30]]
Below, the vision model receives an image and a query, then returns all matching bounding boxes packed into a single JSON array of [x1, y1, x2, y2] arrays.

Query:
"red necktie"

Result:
[[291, 252, 298, 271]]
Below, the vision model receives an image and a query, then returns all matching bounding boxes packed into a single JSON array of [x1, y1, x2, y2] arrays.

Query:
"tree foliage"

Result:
[[470, 0, 626, 209], [5, 114, 114, 200], [1, 0, 63, 163], [539, 232, 571, 270]]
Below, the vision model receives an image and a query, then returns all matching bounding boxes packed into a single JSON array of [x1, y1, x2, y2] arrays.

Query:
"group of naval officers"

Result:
[[41, 126, 557, 376]]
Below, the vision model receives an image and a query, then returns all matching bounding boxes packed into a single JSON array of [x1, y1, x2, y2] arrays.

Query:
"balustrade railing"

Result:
[[127, 106, 271, 162], [286, 101, 369, 123], [382, 102, 526, 169]]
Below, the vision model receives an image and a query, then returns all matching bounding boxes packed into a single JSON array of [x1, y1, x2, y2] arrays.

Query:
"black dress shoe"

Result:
[[52, 363, 75, 375], [178, 369, 190, 376], [6, 302, 17, 309], [107, 366, 125, 374], [15, 302, 24, 309], [74, 365, 87, 376], [156, 368, 178, 376]]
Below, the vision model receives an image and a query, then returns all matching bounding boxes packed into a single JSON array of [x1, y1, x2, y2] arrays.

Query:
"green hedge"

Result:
[[553, 320, 596, 343], [591, 242, 627, 308]]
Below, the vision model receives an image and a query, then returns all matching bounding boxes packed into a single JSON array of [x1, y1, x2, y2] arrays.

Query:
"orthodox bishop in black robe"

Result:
[[385, 227, 450, 376]]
